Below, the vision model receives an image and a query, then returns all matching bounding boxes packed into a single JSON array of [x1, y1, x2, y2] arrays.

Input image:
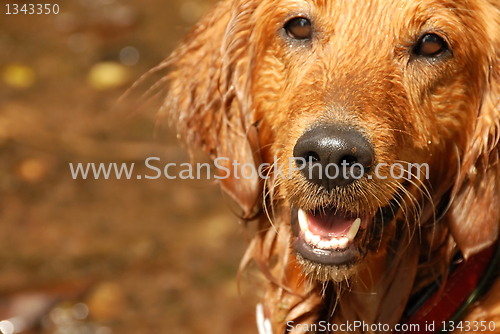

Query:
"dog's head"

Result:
[[160, 0, 500, 282]]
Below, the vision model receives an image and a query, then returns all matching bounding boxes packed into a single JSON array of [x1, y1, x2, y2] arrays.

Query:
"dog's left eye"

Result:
[[285, 17, 312, 40], [414, 33, 448, 58]]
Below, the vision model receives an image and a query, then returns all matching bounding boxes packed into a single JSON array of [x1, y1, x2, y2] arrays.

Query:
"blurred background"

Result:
[[0, 0, 258, 333]]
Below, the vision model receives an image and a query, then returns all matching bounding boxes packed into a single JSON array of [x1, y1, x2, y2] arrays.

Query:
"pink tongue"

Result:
[[307, 210, 356, 237]]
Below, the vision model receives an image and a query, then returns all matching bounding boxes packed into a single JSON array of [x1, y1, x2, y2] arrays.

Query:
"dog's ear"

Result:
[[157, 0, 262, 217], [448, 153, 500, 259], [447, 8, 500, 259]]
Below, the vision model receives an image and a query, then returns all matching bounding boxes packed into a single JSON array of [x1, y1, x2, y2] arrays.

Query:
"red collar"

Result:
[[401, 242, 499, 333]]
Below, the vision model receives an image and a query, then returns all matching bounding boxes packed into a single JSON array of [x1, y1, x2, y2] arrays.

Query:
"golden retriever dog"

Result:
[[144, 0, 500, 332]]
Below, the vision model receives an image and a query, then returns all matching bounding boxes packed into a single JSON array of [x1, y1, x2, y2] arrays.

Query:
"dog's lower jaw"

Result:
[[294, 252, 361, 283]]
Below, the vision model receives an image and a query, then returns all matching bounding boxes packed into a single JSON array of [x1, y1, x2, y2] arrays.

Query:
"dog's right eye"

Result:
[[414, 33, 448, 58], [285, 17, 312, 40]]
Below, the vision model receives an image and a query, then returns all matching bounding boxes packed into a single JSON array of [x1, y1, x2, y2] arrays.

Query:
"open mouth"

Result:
[[291, 197, 401, 272], [291, 207, 373, 267]]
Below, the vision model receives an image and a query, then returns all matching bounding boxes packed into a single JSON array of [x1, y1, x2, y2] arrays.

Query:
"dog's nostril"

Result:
[[293, 125, 374, 190], [304, 151, 320, 163], [340, 155, 357, 166]]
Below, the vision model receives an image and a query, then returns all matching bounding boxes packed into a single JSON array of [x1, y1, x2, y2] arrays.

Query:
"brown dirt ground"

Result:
[[0, 1, 260, 333]]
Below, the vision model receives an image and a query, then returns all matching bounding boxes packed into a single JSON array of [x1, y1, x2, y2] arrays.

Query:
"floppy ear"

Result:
[[447, 7, 500, 259], [157, 0, 263, 217]]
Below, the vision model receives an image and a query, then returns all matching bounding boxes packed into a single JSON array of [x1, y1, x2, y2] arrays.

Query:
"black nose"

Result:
[[293, 125, 374, 189]]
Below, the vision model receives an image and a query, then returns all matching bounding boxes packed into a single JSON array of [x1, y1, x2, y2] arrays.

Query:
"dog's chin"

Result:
[[291, 201, 399, 283]]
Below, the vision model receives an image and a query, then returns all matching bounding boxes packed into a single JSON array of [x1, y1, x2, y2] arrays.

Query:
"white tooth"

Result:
[[338, 237, 349, 249], [330, 238, 339, 248], [305, 230, 314, 243], [346, 218, 361, 241], [318, 240, 328, 249], [311, 234, 321, 245], [298, 209, 309, 232]]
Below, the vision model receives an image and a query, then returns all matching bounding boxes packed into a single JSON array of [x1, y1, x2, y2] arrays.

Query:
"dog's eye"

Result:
[[414, 34, 448, 58], [285, 17, 312, 40]]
